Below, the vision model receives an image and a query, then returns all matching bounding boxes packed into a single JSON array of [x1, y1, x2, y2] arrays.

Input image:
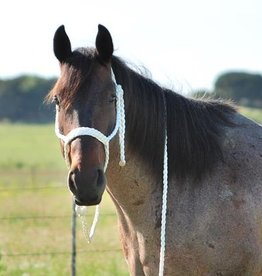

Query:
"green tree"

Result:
[[0, 75, 56, 123], [214, 72, 262, 106]]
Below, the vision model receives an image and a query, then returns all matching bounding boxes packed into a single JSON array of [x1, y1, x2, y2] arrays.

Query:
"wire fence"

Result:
[[2, 248, 122, 257], [0, 213, 115, 221], [0, 174, 125, 275]]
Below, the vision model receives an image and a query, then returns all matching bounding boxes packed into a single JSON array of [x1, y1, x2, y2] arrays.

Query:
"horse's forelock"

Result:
[[47, 48, 97, 109]]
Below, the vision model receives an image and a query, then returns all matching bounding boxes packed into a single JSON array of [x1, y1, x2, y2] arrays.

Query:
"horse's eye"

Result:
[[53, 95, 60, 106], [109, 94, 117, 103]]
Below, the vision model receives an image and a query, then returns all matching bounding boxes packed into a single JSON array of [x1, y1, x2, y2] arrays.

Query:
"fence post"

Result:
[[71, 199, 77, 276]]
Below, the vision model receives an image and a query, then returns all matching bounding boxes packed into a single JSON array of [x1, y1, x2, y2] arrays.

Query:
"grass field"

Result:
[[0, 123, 128, 276], [239, 106, 262, 125], [0, 106, 261, 275]]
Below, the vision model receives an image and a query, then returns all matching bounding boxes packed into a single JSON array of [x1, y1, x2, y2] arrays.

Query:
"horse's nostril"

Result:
[[68, 168, 105, 201], [97, 169, 105, 187], [68, 170, 77, 194]]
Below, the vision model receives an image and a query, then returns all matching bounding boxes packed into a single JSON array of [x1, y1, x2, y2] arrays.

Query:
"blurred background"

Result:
[[0, 0, 261, 275]]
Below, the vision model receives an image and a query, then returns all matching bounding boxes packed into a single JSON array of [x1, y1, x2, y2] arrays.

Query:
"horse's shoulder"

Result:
[[224, 112, 262, 148]]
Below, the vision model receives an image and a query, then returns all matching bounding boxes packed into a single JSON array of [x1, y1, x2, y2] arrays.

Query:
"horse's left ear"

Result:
[[95, 24, 114, 63], [53, 25, 72, 63]]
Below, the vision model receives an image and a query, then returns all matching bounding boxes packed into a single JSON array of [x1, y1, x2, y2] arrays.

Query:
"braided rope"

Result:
[[55, 69, 125, 242], [117, 85, 126, 167], [159, 132, 168, 276]]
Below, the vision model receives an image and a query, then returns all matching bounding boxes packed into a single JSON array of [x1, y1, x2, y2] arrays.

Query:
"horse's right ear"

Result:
[[53, 25, 72, 63]]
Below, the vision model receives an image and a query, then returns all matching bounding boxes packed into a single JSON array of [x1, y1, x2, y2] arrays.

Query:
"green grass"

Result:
[[0, 123, 64, 171], [0, 183, 128, 275], [239, 106, 262, 124], [0, 176, 128, 275], [0, 123, 128, 275]]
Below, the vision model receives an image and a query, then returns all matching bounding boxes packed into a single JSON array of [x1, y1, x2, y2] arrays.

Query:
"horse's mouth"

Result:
[[75, 196, 101, 206]]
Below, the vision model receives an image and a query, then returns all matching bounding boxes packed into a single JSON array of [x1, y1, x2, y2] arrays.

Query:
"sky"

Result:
[[1, 0, 262, 93]]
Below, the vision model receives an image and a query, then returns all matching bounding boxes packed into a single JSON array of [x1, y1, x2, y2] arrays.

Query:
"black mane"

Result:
[[48, 48, 236, 182], [112, 56, 236, 181]]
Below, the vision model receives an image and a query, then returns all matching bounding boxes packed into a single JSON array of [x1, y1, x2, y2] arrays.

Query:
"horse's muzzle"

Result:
[[68, 167, 106, 206]]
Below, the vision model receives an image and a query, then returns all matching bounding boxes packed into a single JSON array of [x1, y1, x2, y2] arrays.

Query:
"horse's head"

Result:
[[50, 25, 118, 206]]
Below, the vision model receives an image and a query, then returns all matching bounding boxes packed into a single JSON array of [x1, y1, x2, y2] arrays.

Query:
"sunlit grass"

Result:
[[0, 123, 64, 170], [0, 123, 128, 275], [239, 106, 262, 124], [0, 174, 128, 275]]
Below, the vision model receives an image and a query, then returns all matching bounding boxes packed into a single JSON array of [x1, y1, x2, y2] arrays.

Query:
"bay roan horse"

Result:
[[47, 24, 262, 275]]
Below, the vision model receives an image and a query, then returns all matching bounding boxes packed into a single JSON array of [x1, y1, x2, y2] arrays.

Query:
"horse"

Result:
[[47, 24, 262, 275]]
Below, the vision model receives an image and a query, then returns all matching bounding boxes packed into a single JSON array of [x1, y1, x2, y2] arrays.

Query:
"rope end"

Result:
[[119, 160, 126, 167], [75, 205, 88, 216]]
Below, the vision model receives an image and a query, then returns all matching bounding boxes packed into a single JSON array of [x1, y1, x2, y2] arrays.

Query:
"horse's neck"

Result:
[[106, 65, 164, 233], [106, 140, 159, 224]]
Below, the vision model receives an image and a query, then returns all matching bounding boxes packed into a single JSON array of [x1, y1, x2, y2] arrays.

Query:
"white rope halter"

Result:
[[55, 70, 126, 170], [54, 68, 168, 275], [55, 69, 126, 241]]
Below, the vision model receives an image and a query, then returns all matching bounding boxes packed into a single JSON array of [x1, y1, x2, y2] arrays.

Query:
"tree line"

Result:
[[0, 75, 56, 123], [0, 71, 261, 123], [194, 71, 262, 107]]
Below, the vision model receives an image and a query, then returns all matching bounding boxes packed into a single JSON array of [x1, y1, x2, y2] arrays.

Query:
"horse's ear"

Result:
[[95, 24, 113, 63], [53, 25, 72, 63]]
